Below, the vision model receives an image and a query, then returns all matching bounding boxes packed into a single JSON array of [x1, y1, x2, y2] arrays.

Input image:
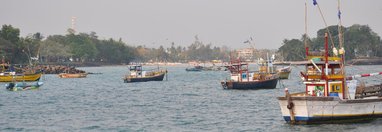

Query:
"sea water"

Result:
[[0, 65, 381, 131]]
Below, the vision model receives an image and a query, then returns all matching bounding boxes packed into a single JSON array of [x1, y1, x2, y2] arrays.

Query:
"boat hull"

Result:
[[0, 72, 42, 82], [221, 78, 278, 90], [277, 96, 382, 124], [124, 72, 166, 83]]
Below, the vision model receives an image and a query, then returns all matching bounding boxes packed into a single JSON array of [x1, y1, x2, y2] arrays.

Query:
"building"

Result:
[[237, 48, 254, 61]]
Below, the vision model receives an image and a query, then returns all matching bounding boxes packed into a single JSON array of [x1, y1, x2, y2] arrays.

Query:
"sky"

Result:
[[1, 0, 381, 49]]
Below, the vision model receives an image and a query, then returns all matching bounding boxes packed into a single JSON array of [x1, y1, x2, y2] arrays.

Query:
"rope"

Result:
[[314, 1, 336, 50]]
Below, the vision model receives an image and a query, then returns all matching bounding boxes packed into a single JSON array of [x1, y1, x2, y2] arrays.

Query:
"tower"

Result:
[[70, 16, 77, 33]]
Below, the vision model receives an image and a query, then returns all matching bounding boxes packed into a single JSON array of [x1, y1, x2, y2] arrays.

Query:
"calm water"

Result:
[[1, 65, 382, 131]]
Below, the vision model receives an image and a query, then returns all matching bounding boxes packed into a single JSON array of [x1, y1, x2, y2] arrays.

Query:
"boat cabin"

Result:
[[300, 33, 346, 99], [129, 65, 146, 77]]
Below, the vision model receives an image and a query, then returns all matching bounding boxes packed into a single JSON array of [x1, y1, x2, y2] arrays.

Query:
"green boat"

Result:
[[5, 81, 43, 91]]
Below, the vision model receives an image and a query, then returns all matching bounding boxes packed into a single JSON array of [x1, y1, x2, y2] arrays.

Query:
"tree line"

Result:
[[2, 24, 381, 65], [0, 25, 232, 65], [277, 24, 382, 61]]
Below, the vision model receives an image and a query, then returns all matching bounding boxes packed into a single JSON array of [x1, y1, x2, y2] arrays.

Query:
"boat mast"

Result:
[[304, 2, 309, 56], [324, 32, 329, 96], [337, 0, 347, 99]]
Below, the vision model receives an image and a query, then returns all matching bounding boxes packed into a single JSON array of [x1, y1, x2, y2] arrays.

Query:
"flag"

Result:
[[313, 0, 317, 6], [338, 10, 341, 19]]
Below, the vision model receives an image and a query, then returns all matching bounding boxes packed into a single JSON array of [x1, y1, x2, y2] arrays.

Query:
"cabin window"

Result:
[[242, 73, 247, 79], [307, 85, 324, 96]]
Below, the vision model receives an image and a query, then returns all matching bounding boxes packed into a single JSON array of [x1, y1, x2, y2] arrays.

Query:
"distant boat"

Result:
[[123, 65, 167, 83], [58, 73, 88, 78], [277, 66, 292, 79], [221, 58, 279, 90], [5, 81, 43, 91], [185, 66, 203, 72]]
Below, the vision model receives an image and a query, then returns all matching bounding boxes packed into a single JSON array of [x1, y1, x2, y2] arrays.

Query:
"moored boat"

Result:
[[277, 66, 292, 79], [5, 81, 43, 91], [58, 73, 88, 78], [0, 71, 42, 82], [221, 58, 279, 90], [277, 0, 382, 124], [185, 66, 203, 72], [277, 33, 382, 124], [123, 65, 167, 83]]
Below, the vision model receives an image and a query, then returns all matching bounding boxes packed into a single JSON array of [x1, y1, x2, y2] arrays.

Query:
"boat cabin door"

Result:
[[328, 81, 343, 99]]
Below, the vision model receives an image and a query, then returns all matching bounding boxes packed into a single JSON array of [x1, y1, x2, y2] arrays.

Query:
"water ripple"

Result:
[[0, 65, 381, 131]]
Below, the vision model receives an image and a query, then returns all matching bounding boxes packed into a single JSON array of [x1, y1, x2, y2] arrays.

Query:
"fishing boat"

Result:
[[185, 66, 203, 72], [123, 64, 167, 83], [58, 72, 88, 78], [221, 58, 279, 90], [277, 33, 382, 124], [277, 0, 382, 124], [0, 71, 42, 82], [277, 66, 292, 79], [0, 64, 42, 82], [5, 81, 44, 91]]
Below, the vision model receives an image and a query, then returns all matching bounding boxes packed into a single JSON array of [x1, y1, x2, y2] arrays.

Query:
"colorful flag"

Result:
[[313, 0, 317, 5]]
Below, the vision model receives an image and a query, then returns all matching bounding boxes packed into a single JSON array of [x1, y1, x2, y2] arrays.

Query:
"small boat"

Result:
[[123, 65, 167, 83], [277, 66, 292, 79], [185, 66, 203, 72], [0, 64, 42, 82], [0, 71, 42, 82], [58, 73, 88, 78], [5, 81, 44, 91], [221, 58, 279, 90]]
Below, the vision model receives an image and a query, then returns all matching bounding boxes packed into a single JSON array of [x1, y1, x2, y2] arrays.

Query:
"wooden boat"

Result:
[[0, 71, 42, 82], [58, 73, 88, 78], [221, 58, 279, 90], [277, 66, 292, 79], [185, 66, 203, 72], [277, 32, 382, 124], [123, 65, 167, 83], [5, 81, 43, 91]]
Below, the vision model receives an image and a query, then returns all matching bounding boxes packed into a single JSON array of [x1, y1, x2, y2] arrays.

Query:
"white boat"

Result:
[[277, 1, 382, 124], [277, 33, 382, 124]]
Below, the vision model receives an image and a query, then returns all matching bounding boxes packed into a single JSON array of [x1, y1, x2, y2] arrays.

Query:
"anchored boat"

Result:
[[221, 58, 279, 90], [5, 81, 43, 91], [277, 66, 292, 79], [277, 31, 382, 124], [278, 0, 382, 124], [123, 64, 167, 83], [0, 64, 42, 82], [58, 72, 88, 78]]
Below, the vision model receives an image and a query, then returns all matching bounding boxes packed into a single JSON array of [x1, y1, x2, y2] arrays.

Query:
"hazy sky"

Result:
[[1, 0, 381, 49]]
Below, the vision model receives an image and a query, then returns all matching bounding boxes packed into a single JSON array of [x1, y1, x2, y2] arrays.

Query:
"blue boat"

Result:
[[5, 81, 44, 91]]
